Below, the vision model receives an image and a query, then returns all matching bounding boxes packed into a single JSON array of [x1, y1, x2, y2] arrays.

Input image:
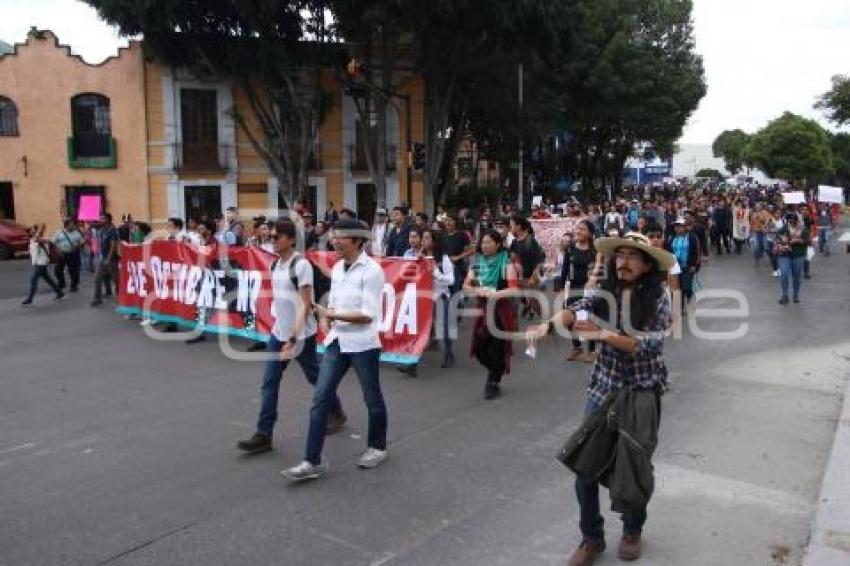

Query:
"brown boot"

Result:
[[618, 532, 642, 561], [567, 539, 605, 566]]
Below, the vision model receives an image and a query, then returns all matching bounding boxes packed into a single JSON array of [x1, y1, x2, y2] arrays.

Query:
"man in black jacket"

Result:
[[710, 197, 733, 255], [384, 206, 412, 257]]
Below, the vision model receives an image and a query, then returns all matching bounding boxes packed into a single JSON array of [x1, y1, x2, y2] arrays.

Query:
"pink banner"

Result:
[[78, 195, 102, 221], [531, 217, 586, 262]]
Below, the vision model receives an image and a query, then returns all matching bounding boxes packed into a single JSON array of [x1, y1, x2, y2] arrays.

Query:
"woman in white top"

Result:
[[732, 199, 750, 254], [22, 224, 64, 306], [423, 228, 455, 368]]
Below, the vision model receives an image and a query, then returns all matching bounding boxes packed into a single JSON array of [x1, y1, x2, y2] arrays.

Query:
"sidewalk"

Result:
[[805, 361, 850, 565]]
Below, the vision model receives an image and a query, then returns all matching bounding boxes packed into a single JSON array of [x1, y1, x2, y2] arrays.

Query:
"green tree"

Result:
[[828, 132, 850, 188], [336, 0, 571, 212], [815, 75, 850, 126], [85, 0, 337, 207], [711, 129, 750, 175], [542, 0, 706, 198], [744, 112, 834, 183], [331, 0, 412, 210], [695, 168, 722, 179], [406, 0, 570, 213]]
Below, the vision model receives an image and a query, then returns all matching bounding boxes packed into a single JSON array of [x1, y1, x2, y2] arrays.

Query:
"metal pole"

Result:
[[405, 95, 413, 209], [517, 63, 523, 211]]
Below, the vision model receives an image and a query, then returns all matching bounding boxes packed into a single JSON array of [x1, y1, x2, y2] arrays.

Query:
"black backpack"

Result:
[[271, 253, 330, 302], [271, 253, 307, 289]]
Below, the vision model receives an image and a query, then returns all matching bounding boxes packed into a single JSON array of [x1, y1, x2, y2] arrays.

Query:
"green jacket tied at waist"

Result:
[[557, 387, 660, 513]]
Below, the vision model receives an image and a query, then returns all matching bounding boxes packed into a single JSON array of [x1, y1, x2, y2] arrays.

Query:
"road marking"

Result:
[[0, 442, 36, 455]]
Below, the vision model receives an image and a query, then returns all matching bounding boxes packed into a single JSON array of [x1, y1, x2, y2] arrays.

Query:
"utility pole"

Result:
[[517, 63, 524, 211], [402, 94, 412, 209]]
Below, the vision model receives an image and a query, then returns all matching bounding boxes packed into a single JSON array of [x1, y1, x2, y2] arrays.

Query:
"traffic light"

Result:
[[413, 142, 426, 171]]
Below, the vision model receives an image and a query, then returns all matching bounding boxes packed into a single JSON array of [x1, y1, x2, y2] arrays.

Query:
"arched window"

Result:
[[0, 96, 18, 136], [71, 93, 111, 157]]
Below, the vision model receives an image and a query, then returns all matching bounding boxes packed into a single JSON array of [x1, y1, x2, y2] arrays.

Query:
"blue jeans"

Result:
[[575, 403, 648, 540], [778, 255, 804, 300], [818, 227, 831, 255], [305, 340, 386, 464], [753, 232, 767, 262], [766, 240, 778, 271], [257, 334, 342, 436], [25, 265, 60, 302]]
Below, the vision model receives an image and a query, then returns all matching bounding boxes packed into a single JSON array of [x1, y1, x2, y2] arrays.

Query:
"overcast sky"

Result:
[[2, 0, 849, 144]]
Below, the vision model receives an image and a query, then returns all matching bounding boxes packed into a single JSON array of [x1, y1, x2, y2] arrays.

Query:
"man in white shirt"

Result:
[[370, 208, 389, 256], [604, 204, 624, 235], [238, 219, 347, 454], [282, 218, 388, 481], [22, 224, 65, 305]]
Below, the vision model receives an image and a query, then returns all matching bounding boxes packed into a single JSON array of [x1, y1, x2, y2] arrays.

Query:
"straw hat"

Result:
[[594, 231, 676, 272]]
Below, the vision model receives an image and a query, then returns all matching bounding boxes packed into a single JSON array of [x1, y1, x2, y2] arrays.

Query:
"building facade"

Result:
[[0, 29, 427, 231], [0, 30, 148, 229], [144, 65, 425, 228]]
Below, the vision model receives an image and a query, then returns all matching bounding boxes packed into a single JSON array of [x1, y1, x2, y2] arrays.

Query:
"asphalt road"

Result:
[[1, 244, 848, 566]]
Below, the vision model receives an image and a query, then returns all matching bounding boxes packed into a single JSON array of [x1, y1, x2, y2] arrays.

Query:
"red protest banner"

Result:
[[307, 251, 434, 364], [118, 242, 434, 363]]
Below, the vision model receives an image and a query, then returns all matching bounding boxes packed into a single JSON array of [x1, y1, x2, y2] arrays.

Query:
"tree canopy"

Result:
[[712, 129, 750, 175], [815, 75, 850, 127], [85, 0, 338, 207], [85, 0, 707, 210], [744, 112, 834, 182], [695, 168, 722, 179]]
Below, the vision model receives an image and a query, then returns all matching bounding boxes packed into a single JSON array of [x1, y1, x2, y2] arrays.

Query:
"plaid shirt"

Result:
[[570, 291, 672, 412]]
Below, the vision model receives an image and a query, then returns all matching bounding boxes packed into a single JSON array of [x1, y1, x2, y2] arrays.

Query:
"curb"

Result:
[[804, 368, 850, 565]]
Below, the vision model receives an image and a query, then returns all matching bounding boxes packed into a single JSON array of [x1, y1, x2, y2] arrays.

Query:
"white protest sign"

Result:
[[781, 192, 806, 204], [817, 185, 844, 204]]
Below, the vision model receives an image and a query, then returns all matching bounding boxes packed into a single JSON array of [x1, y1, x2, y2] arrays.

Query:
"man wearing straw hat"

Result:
[[527, 231, 675, 565]]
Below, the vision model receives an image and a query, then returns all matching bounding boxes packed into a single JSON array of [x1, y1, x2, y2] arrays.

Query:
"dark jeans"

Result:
[[752, 232, 767, 263], [818, 227, 831, 255], [25, 265, 60, 302], [256, 334, 343, 436], [712, 228, 732, 255], [305, 340, 386, 465], [436, 295, 453, 357], [778, 255, 804, 300], [55, 250, 81, 290], [678, 270, 695, 302], [733, 238, 745, 254], [767, 241, 778, 271], [450, 260, 468, 300], [94, 257, 119, 300], [575, 403, 649, 541]]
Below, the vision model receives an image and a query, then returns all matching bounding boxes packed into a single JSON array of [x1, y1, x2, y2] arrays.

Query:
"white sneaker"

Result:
[[280, 459, 327, 481], [357, 448, 388, 469], [772, 270, 780, 277]]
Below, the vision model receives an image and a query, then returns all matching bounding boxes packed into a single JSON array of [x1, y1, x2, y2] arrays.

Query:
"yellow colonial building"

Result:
[[0, 29, 426, 231], [0, 30, 149, 229]]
